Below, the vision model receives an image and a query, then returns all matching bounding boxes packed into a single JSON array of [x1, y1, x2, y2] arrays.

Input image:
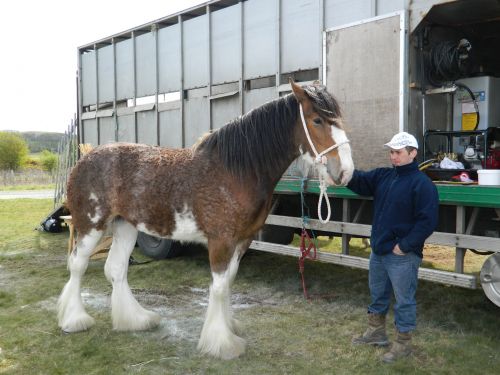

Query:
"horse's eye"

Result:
[[313, 117, 322, 126]]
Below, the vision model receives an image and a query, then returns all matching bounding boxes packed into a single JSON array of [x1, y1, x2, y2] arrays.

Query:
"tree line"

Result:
[[0, 131, 61, 173]]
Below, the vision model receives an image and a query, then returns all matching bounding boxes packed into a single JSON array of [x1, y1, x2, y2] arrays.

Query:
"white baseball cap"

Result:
[[384, 132, 418, 150]]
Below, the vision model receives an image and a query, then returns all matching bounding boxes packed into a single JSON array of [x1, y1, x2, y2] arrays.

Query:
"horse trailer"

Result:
[[74, 0, 500, 307]]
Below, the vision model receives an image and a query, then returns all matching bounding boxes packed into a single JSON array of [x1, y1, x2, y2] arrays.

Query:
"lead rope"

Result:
[[299, 228, 317, 300], [317, 175, 331, 224], [299, 177, 318, 300]]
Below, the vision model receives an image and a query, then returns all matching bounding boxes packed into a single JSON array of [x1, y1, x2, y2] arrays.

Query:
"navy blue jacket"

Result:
[[347, 161, 439, 258]]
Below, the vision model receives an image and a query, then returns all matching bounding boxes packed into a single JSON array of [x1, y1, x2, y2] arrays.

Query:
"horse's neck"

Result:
[[260, 139, 301, 192]]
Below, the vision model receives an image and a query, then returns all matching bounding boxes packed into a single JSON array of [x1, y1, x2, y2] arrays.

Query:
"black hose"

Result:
[[426, 39, 472, 86], [424, 38, 479, 129]]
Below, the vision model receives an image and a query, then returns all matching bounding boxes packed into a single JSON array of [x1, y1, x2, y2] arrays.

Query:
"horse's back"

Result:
[[67, 143, 194, 234]]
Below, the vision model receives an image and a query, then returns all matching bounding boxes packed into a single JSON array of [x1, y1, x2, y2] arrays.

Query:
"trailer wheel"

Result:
[[259, 224, 295, 245], [137, 232, 183, 259], [480, 252, 500, 307]]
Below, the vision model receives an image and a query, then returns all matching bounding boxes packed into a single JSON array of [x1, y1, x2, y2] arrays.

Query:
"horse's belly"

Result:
[[136, 208, 208, 245]]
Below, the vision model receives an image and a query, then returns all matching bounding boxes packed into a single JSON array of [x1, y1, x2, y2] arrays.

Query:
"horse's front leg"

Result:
[[104, 219, 161, 331], [197, 239, 250, 360]]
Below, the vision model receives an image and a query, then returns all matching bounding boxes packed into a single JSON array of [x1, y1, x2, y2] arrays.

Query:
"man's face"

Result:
[[389, 148, 417, 166]]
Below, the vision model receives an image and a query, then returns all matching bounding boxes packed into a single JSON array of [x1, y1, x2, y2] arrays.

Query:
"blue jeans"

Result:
[[367, 251, 422, 333]]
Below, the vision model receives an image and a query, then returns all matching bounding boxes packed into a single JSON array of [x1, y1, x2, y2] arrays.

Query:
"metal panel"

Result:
[[324, 13, 406, 170], [82, 119, 98, 146], [97, 45, 114, 103], [99, 117, 115, 144], [324, 0, 372, 29], [183, 15, 209, 89], [281, 0, 319, 74], [115, 39, 135, 101], [136, 32, 156, 98], [211, 6, 240, 84], [159, 109, 182, 147], [81, 51, 96, 106], [243, 0, 276, 79], [158, 24, 181, 93], [137, 110, 157, 145], [211, 94, 240, 130], [117, 115, 136, 142], [243, 87, 276, 113], [377, 0, 406, 15], [184, 97, 209, 146]]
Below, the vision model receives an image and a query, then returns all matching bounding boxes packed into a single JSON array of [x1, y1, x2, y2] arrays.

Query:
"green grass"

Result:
[[0, 199, 499, 374], [0, 184, 55, 191]]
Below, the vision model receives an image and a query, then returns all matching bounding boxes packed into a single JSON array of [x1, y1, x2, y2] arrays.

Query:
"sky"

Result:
[[0, 0, 206, 134]]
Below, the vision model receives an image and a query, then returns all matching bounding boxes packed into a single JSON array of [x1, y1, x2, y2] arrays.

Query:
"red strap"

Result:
[[299, 228, 317, 300]]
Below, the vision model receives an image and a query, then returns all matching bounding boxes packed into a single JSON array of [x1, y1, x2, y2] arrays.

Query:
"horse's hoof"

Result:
[[220, 336, 246, 360], [112, 309, 161, 331], [59, 314, 95, 333], [198, 333, 246, 360]]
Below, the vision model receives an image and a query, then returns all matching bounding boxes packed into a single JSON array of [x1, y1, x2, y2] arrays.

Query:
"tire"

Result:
[[480, 253, 500, 308], [136, 232, 183, 259], [259, 224, 295, 245]]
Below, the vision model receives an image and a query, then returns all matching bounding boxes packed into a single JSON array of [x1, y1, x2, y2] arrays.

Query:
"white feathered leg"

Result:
[[58, 229, 103, 332], [198, 248, 245, 359], [104, 219, 160, 331]]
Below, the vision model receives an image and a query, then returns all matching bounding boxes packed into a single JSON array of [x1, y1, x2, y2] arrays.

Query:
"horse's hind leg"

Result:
[[58, 229, 103, 333], [198, 240, 248, 360], [104, 219, 161, 331]]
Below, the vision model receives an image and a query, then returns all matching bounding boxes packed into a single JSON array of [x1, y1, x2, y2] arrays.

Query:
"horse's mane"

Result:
[[195, 84, 341, 184]]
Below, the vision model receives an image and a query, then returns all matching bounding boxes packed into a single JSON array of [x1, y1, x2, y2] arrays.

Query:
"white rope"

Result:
[[317, 175, 331, 224], [299, 103, 348, 224]]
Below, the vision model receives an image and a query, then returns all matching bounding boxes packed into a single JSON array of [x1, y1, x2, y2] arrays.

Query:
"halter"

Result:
[[299, 104, 350, 165], [299, 103, 350, 224]]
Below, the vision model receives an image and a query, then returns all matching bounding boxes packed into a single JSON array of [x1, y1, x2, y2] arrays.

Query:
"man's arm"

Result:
[[398, 182, 439, 253], [346, 169, 380, 197]]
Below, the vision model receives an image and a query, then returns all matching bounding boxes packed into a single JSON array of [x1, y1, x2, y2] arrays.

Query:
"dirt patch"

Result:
[[34, 285, 289, 345]]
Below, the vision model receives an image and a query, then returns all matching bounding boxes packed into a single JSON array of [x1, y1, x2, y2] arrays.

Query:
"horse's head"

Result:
[[291, 80, 354, 186]]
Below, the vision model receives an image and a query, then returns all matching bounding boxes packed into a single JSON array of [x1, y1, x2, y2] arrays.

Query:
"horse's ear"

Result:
[[289, 78, 308, 103]]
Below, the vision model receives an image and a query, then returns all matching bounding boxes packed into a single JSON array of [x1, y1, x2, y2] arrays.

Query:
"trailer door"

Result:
[[323, 12, 408, 170]]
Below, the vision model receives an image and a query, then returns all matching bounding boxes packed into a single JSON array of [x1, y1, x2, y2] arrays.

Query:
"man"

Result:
[[348, 132, 439, 363]]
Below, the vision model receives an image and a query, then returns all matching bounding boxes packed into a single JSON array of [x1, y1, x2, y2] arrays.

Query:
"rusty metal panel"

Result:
[[243, 0, 276, 79], [99, 117, 115, 144], [324, 13, 406, 170], [97, 45, 114, 104], [117, 115, 136, 142], [211, 6, 240, 85], [81, 51, 96, 106], [136, 32, 156, 98], [159, 109, 182, 147], [82, 119, 98, 146], [243, 87, 276, 113], [115, 39, 134, 101], [158, 24, 181, 93], [211, 94, 240, 130], [137, 110, 157, 145], [184, 96, 209, 146], [281, 0, 319, 74], [183, 15, 208, 89]]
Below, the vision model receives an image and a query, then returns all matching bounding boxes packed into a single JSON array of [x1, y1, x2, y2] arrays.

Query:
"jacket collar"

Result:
[[394, 160, 418, 176]]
